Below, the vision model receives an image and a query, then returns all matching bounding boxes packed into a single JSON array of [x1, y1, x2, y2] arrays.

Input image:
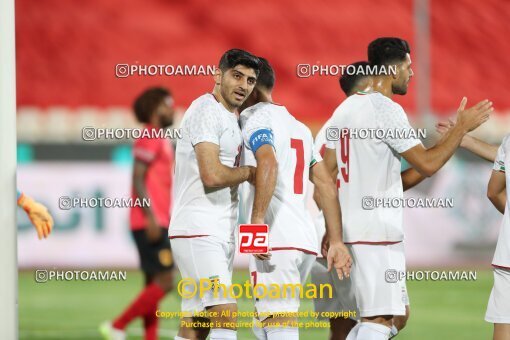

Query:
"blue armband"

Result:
[[249, 129, 274, 154]]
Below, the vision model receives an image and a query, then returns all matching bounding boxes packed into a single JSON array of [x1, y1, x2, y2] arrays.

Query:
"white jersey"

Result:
[[492, 134, 510, 268], [239, 102, 321, 254], [169, 93, 242, 242], [326, 92, 421, 243]]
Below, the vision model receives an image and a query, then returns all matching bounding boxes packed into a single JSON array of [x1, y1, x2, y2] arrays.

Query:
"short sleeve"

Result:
[[241, 108, 274, 154], [133, 136, 160, 164], [320, 120, 335, 150], [374, 98, 422, 153], [494, 137, 507, 172], [187, 100, 221, 146], [310, 143, 323, 167]]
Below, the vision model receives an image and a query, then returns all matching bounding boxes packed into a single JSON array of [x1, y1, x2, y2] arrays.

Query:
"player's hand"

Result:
[[456, 97, 493, 133], [246, 166, 257, 185], [18, 194, 53, 239], [320, 233, 330, 258], [436, 118, 474, 148], [327, 241, 352, 280], [253, 253, 272, 261], [146, 215, 162, 243], [435, 119, 454, 136]]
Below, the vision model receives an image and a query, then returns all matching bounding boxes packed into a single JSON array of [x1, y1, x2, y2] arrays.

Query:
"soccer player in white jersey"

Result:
[[169, 49, 260, 340], [435, 123, 509, 339], [311, 62, 371, 340], [323, 37, 494, 340], [239, 57, 352, 340], [486, 136, 510, 340], [314, 61, 424, 340]]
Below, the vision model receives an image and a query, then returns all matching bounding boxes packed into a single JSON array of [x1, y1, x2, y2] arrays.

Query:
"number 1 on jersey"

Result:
[[290, 138, 304, 194]]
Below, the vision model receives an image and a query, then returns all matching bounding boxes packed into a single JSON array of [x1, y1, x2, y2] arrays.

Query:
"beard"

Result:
[[392, 82, 408, 95], [159, 116, 174, 128]]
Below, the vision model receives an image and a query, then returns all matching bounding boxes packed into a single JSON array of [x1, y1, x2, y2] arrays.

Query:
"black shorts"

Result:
[[132, 227, 174, 275]]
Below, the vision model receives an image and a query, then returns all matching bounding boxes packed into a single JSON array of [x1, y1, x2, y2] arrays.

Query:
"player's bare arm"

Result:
[[437, 119, 498, 162], [195, 141, 255, 187], [250, 144, 277, 260], [401, 168, 426, 191], [133, 159, 161, 242], [401, 97, 493, 177], [251, 144, 277, 224], [319, 147, 340, 255], [488, 170, 507, 214], [310, 160, 351, 280]]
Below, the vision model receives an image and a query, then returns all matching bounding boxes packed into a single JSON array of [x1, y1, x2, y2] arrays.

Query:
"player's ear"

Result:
[[392, 66, 399, 80], [214, 67, 222, 85]]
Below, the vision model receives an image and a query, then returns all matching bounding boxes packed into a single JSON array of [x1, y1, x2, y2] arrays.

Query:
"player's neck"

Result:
[[371, 76, 394, 99], [258, 92, 272, 103]]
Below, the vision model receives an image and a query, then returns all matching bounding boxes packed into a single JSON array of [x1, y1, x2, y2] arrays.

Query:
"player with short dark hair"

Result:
[[101, 86, 176, 340], [339, 61, 373, 97], [239, 57, 351, 340], [323, 37, 493, 339], [169, 48, 260, 340], [311, 62, 372, 340]]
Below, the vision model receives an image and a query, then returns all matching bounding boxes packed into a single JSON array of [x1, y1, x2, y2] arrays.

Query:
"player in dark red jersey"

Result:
[[101, 87, 176, 340]]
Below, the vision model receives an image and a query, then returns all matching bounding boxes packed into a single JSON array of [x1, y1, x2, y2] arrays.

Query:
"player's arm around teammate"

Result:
[[195, 143, 255, 188]]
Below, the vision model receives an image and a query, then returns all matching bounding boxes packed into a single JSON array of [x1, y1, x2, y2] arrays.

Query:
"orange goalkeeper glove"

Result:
[[18, 193, 54, 239]]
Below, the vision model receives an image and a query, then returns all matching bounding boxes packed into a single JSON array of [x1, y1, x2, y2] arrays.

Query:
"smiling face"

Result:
[[216, 64, 258, 111], [392, 53, 414, 95]]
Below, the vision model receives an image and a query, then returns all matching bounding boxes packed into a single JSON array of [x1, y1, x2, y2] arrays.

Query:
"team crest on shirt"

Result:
[[208, 275, 221, 290]]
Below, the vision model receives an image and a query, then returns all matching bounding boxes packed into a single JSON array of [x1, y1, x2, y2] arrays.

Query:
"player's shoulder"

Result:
[[293, 117, 313, 141], [366, 91, 400, 110], [240, 102, 276, 128], [187, 93, 221, 115]]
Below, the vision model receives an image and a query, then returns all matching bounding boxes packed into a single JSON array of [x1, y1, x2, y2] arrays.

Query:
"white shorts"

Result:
[[249, 250, 315, 320], [170, 235, 236, 315], [310, 258, 359, 321], [348, 242, 408, 317], [485, 267, 510, 323]]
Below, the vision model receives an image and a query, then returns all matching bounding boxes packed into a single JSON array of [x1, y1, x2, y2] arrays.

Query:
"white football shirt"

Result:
[[169, 93, 242, 242], [239, 102, 320, 254], [492, 134, 510, 268], [325, 92, 422, 243]]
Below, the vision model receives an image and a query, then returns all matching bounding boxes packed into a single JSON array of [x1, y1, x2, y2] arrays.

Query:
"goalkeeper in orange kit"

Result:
[[17, 190, 53, 239]]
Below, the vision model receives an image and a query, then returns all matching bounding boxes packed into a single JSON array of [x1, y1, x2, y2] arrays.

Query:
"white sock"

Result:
[[389, 325, 399, 338], [252, 318, 267, 340], [357, 322, 391, 340], [210, 328, 237, 340], [265, 327, 298, 340], [346, 322, 362, 340], [174, 337, 189, 340]]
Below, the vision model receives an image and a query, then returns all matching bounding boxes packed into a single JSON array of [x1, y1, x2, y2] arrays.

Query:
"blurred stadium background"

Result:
[[16, 0, 510, 339]]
